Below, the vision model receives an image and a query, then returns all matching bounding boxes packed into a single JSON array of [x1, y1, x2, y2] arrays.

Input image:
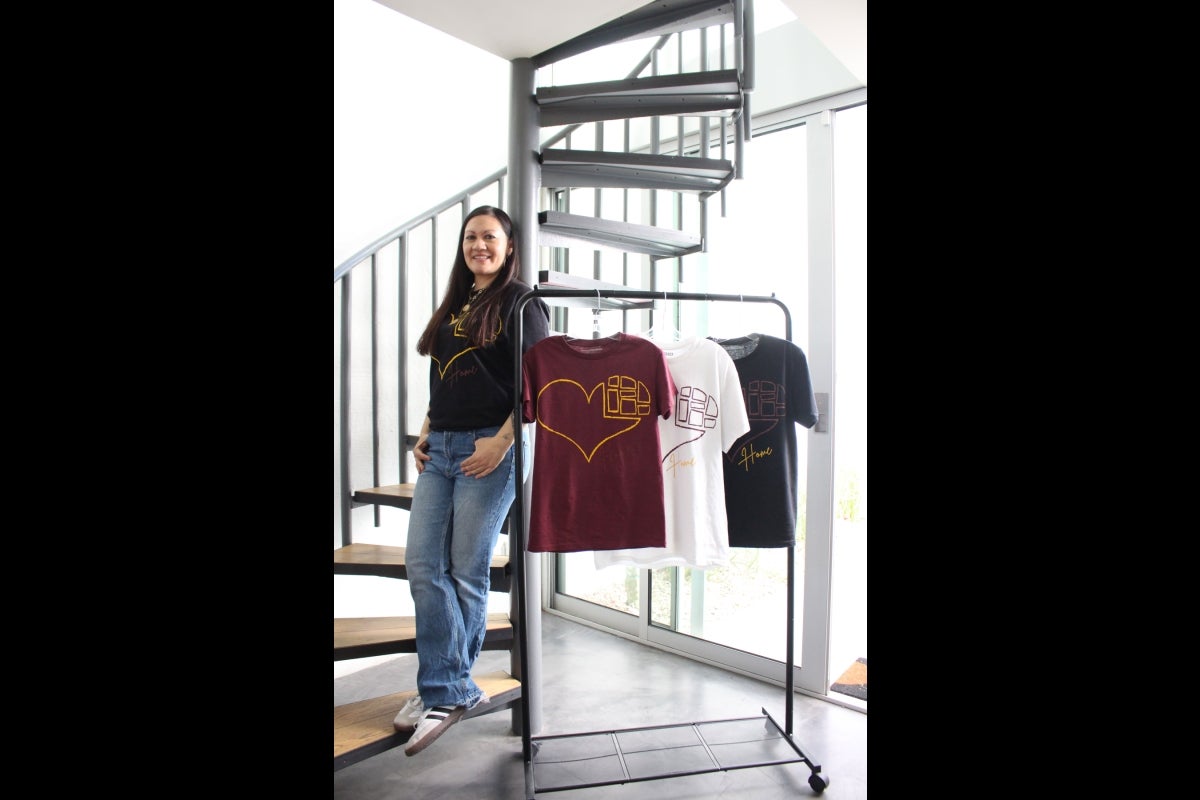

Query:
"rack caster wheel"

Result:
[[808, 772, 828, 794]]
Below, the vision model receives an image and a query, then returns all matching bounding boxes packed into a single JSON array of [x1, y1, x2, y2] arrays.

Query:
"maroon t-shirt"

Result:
[[521, 333, 676, 553]]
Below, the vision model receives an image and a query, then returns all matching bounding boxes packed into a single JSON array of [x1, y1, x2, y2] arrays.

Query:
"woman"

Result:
[[394, 205, 551, 757]]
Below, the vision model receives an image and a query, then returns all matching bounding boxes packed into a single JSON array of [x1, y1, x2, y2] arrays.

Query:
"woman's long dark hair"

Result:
[[416, 205, 522, 354]]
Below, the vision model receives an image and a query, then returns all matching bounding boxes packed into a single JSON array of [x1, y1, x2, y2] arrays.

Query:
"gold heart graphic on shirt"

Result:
[[432, 311, 500, 379], [433, 346, 478, 379], [537, 376, 652, 462]]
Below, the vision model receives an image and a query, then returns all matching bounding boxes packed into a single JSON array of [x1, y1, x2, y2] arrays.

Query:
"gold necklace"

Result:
[[463, 284, 486, 311]]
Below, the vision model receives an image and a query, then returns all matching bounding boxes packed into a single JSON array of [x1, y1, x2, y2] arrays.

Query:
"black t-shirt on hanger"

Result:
[[710, 333, 819, 548]]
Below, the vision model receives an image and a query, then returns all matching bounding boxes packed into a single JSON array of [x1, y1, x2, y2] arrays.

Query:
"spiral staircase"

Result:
[[334, 0, 757, 771]]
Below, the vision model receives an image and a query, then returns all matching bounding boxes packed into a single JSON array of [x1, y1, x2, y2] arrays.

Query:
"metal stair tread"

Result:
[[334, 670, 522, 771], [532, 0, 737, 69], [536, 69, 742, 126], [538, 210, 702, 259], [535, 270, 655, 310], [335, 613, 514, 660], [537, 69, 740, 103], [540, 149, 734, 193]]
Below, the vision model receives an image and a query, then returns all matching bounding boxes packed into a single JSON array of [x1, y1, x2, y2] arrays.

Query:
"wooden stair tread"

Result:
[[333, 543, 512, 591], [334, 670, 521, 770], [333, 543, 510, 572], [352, 483, 415, 510], [350, 486, 511, 537], [334, 613, 513, 660]]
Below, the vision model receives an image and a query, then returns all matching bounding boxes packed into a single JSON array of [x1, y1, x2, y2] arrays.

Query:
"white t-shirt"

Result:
[[594, 335, 750, 570]]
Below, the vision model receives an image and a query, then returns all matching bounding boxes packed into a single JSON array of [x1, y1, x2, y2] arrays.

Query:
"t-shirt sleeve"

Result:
[[788, 342, 819, 429], [520, 345, 538, 424], [520, 296, 552, 354]]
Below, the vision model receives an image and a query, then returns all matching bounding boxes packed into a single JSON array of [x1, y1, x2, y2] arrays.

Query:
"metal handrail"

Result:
[[334, 168, 507, 283]]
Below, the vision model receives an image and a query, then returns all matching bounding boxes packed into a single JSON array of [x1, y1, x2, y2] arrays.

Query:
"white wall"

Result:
[[334, 0, 510, 266], [751, 20, 864, 117]]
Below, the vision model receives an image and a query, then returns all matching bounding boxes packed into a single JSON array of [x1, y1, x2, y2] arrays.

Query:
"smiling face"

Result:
[[462, 214, 512, 289]]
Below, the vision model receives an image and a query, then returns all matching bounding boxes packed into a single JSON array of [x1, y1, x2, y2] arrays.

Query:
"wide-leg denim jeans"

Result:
[[406, 426, 516, 709]]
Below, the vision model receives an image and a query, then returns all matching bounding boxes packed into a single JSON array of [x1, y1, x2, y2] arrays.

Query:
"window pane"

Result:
[[557, 553, 638, 615], [649, 550, 793, 661]]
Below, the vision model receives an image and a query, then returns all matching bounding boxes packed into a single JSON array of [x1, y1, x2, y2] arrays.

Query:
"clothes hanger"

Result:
[[641, 290, 682, 342], [592, 290, 601, 339]]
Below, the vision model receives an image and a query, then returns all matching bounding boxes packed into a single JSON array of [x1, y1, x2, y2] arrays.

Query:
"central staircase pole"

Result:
[[507, 55, 542, 739]]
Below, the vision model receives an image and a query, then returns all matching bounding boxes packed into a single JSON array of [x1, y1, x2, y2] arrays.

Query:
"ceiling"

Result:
[[372, 0, 866, 85]]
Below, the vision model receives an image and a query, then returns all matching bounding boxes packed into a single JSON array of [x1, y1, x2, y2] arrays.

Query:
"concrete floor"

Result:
[[333, 612, 867, 799]]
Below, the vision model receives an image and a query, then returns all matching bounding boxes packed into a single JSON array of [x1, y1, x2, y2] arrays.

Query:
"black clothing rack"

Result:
[[511, 287, 827, 797]]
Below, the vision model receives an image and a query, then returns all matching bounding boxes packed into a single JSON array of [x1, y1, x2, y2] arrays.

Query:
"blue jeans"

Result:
[[406, 426, 516, 709]]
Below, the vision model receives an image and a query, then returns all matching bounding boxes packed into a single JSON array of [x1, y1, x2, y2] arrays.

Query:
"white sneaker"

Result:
[[392, 694, 424, 733], [403, 704, 465, 756]]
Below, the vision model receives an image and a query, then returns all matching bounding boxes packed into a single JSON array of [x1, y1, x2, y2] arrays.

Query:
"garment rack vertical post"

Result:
[[511, 287, 828, 797]]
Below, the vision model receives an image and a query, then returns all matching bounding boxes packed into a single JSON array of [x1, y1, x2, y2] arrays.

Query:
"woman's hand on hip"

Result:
[[413, 436, 431, 474], [461, 435, 510, 479]]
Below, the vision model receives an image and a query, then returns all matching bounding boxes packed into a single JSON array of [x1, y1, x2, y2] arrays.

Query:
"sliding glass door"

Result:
[[547, 94, 865, 707]]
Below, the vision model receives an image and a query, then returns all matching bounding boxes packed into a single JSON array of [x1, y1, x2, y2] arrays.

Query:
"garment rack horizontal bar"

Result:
[[530, 708, 808, 745]]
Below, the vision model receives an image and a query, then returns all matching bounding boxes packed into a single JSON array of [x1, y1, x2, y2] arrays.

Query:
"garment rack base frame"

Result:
[[524, 708, 827, 797]]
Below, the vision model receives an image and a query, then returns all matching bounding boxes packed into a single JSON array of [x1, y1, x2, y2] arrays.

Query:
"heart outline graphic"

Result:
[[724, 378, 785, 463], [537, 377, 649, 462], [662, 384, 716, 463], [431, 310, 500, 379]]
